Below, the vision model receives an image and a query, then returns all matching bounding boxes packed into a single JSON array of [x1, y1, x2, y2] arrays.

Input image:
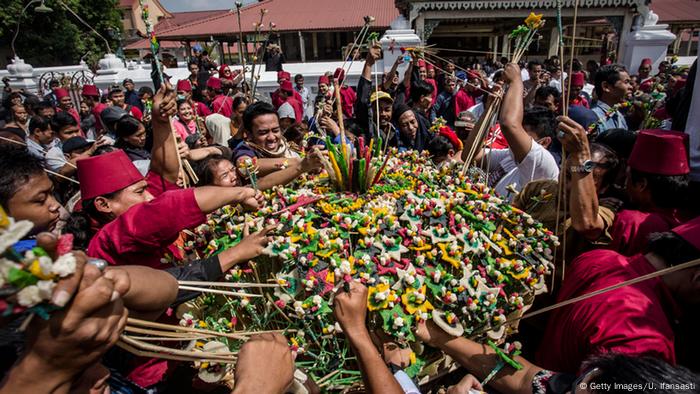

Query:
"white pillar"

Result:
[[617, 12, 635, 63], [312, 32, 319, 59], [548, 27, 560, 57], [622, 20, 676, 74], [6, 56, 37, 94]]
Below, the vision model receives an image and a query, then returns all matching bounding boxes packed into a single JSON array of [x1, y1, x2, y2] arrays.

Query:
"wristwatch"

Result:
[[570, 159, 595, 174]]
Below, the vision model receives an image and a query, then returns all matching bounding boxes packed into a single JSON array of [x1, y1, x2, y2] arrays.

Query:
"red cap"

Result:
[[569, 72, 585, 87], [176, 79, 192, 92], [280, 80, 294, 94], [417, 59, 426, 68], [277, 71, 291, 81], [333, 68, 346, 84], [628, 130, 689, 176], [318, 75, 330, 86], [77, 150, 144, 200], [438, 126, 463, 152], [206, 77, 222, 90], [81, 85, 99, 98], [54, 88, 70, 100], [671, 216, 700, 252], [641, 58, 653, 66], [426, 63, 435, 71]]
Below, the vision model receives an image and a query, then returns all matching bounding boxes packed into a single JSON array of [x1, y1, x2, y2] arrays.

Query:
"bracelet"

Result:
[[278, 159, 289, 170]]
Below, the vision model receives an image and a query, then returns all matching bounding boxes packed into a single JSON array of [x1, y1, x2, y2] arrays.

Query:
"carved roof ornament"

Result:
[[411, 0, 643, 13]]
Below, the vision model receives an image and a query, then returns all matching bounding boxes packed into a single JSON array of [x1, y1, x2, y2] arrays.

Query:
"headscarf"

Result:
[[206, 114, 232, 146]]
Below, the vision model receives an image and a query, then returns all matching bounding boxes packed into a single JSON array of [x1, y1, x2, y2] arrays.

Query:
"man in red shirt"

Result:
[[536, 216, 700, 373], [277, 80, 304, 124], [109, 86, 143, 120], [209, 77, 233, 117], [606, 130, 691, 256], [176, 79, 211, 117], [333, 67, 357, 120], [271, 70, 303, 109], [54, 88, 82, 133]]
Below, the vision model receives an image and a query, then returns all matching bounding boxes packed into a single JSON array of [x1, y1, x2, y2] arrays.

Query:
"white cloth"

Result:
[[685, 63, 700, 181], [486, 140, 560, 200], [549, 79, 562, 93], [278, 102, 295, 120], [205, 114, 232, 147], [521, 68, 530, 82], [45, 140, 65, 172]]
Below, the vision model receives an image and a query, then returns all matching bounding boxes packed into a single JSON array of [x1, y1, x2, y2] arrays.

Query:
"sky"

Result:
[[160, 0, 257, 12]]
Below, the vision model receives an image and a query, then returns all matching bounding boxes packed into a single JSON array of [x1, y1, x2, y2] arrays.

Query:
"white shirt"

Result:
[[485, 140, 560, 200]]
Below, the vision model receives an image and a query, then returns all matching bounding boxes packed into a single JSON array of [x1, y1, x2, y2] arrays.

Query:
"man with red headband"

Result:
[[537, 216, 700, 373], [566, 71, 589, 108], [271, 71, 303, 109], [605, 130, 691, 255], [277, 80, 304, 125], [78, 83, 265, 271], [176, 79, 211, 117], [54, 88, 82, 134], [209, 77, 233, 117], [81, 84, 107, 138], [333, 67, 357, 119]]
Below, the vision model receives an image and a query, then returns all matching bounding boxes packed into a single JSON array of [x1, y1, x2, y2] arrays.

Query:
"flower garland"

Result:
[[0, 206, 77, 319]]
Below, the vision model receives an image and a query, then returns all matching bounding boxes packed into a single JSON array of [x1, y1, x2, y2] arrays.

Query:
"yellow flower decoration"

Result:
[[524, 12, 544, 29], [401, 285, 434, 315], [368, 283, 391, 311]]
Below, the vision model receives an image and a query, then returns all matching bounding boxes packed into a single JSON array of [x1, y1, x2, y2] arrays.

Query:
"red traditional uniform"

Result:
[[535, 249, 679, 373], [279, 81, 304, 122], [77, 151, 207, 269], [605, 130, 691, 255]]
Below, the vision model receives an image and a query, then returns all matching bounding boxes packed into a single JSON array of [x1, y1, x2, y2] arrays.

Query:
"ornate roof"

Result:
[[397, 0, 643, 14]]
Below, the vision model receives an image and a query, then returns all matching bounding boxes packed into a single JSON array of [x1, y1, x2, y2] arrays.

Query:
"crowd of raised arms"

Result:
[[0, 38, 698, 394]]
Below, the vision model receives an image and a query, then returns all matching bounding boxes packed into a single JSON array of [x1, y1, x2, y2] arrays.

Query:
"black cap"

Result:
[[62, 136, 95, 154], [122, 78, 134, 86]]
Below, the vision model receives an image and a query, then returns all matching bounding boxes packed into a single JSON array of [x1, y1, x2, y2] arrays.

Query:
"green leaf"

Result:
[[7, 267, 38, 288]]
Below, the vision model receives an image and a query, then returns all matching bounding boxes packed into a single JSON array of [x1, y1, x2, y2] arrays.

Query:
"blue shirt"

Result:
[[592, 101, 628, 133]]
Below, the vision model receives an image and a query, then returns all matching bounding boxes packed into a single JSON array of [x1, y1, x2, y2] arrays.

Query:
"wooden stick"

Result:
[[126, 318, 290, 338], [120, 335, 238, 360], [127, 317, 249, 340], [178, 280, 281, 288], [117, 338, 237, 364], [45, 168, 80, 184], [178, 285, 263, 298], [123, 325, 212, 338], [0, 136, 79, 170], [471, 257, 700, 337]]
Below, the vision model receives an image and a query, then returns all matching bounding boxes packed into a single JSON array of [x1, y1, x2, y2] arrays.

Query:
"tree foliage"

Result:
[[0, 0, 122, 67]]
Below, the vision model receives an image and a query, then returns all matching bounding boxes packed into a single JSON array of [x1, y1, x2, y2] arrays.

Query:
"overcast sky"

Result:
[[160, 0, 256, 12]]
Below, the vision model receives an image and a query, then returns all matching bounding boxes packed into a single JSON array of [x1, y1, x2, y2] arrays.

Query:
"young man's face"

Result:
[[38, 107, 55, 118], [12, 105, 28, 124], [33, 125, 55, 145], [249, 113, 282, 151], [97, 180, 153, 219], [528, 65, 543, 81], [7, 173, 61, 234], [124, 81, 135, 91], [189, 64, 199, 76], [57, 125, 81, 142], [535, 94, 557, 112], [110, 91, 125, 107], [373, 100, 393, 128], [606, 71, 632, 103], [295, 77, 304, 87], [59, 96, 73, 111]]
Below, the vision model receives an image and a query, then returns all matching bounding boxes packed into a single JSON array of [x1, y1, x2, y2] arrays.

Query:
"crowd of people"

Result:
[[0, 36, 699, 394]]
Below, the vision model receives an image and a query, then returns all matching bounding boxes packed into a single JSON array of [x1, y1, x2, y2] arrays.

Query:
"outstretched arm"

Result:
[[149, 82, 180, 183], [334, 282, 404, 394], [500, 63, 533, 163], [416, 320, 543, 394], [558, 116, 605, 240]]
